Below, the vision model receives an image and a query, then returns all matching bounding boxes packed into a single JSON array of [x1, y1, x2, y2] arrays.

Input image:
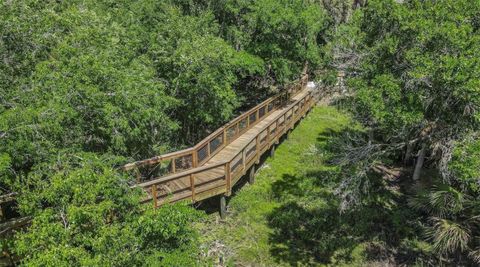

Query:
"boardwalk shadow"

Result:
[[266, 127, 426, 266], [267, 172, 423, 265]]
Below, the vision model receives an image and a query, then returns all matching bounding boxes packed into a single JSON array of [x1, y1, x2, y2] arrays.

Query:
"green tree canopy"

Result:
[[330, 0, 480, 264]]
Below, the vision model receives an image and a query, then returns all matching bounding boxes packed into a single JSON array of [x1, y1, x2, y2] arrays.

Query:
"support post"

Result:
[[220, 195, 226, 219], [270, 145, 275, 158], [248, 165, 255, 184]]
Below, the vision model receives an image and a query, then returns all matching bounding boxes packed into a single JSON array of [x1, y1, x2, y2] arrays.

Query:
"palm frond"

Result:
[[469, 247, 480, 264], [409, 184, 468, 218], [408, 190, 431, 213], [428, 184, 467, 217], [426, 217, 470, 256]]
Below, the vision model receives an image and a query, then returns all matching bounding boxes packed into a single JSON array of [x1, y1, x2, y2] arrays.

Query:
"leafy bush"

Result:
[[327, 0, 480, 264], [13, 153, 203, 266], [0, 0, 331, 265]]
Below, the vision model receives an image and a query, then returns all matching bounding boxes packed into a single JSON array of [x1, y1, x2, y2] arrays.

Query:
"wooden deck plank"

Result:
[[205, 90, 309, 166]]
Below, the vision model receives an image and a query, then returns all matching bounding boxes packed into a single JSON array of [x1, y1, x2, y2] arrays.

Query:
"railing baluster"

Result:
[[225, 162, 231, 195], [152, 185, 157, 208], [223, 128, 227, 146], [267, 125, 271, 142], [135, 167, 141, 184], [193, 152, 198, 168], [190, 173, 195, 202], [242, 148, 246, 172], [255, 135, 260, 163]]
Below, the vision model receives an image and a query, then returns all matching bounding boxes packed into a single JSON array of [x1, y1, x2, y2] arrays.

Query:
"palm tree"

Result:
[[409, 183, 480, 264]]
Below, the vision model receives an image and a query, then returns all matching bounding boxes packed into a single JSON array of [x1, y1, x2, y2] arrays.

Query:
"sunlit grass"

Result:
[[197, 106, 352, 266]]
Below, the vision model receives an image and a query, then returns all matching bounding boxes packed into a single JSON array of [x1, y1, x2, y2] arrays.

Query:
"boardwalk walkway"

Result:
[[122, 73, 317, 210]]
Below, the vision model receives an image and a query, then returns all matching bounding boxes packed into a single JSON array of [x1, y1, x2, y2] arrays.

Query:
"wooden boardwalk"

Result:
[[122, 73, 316, 209]]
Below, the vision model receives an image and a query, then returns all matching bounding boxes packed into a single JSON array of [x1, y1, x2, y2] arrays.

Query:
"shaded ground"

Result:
[[197, 105, 430, 266]]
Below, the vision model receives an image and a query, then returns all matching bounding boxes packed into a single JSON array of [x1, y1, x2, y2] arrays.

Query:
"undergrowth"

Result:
[[197, 105, 432, 266]]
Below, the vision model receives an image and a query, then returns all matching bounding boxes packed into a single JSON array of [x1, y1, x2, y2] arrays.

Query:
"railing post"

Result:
[[152, 185, 158, 209], [255, 135, 260, 163], [225, 162, 231, 195], [291, 108, 295, 128], [135, 167, 141, 184], [193, 151, 198, 168], [274, 121, 278, 142], [267, 125, 271, 142], [223, 128, 227, 146], [190, 173, 195, 202], [242, 148, 246, 172], [171, 159, 176, 173]]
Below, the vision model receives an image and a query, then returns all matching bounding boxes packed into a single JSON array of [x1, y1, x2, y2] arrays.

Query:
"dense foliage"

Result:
[[14, 153, 202, 266], [0, 0, 330, 265], [330, 0, 480, 265], [4, 0, 479, 265]]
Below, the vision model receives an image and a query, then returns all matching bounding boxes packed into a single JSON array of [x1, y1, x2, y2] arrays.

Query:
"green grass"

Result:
[[196, 106, 352, 266]]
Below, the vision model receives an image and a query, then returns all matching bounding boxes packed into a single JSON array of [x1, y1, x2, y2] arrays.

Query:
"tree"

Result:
[[210, 0, 329, 83], [329, 0, 480, 264], [0, 0, 333, 264], [13, 153, 203, 266]]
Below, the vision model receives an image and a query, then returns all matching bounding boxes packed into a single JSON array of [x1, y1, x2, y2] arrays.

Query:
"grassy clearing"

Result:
[[197, 105, 353, 266]]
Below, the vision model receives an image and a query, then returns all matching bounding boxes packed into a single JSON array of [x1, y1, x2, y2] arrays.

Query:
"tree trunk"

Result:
[[404, 141, 413, 165], [412, 143, 426, 181]]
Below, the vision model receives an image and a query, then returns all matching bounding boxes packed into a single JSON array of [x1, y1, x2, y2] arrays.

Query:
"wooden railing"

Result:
[[133, 89, 316, 207], [122, 73, 309, 183]]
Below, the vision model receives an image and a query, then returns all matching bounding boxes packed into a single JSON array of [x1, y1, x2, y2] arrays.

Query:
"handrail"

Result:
[[216, 90, 312, 163], [136, 89, 316, 208], [122, 73, 309, 183], [134, 161, 227, 188]]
